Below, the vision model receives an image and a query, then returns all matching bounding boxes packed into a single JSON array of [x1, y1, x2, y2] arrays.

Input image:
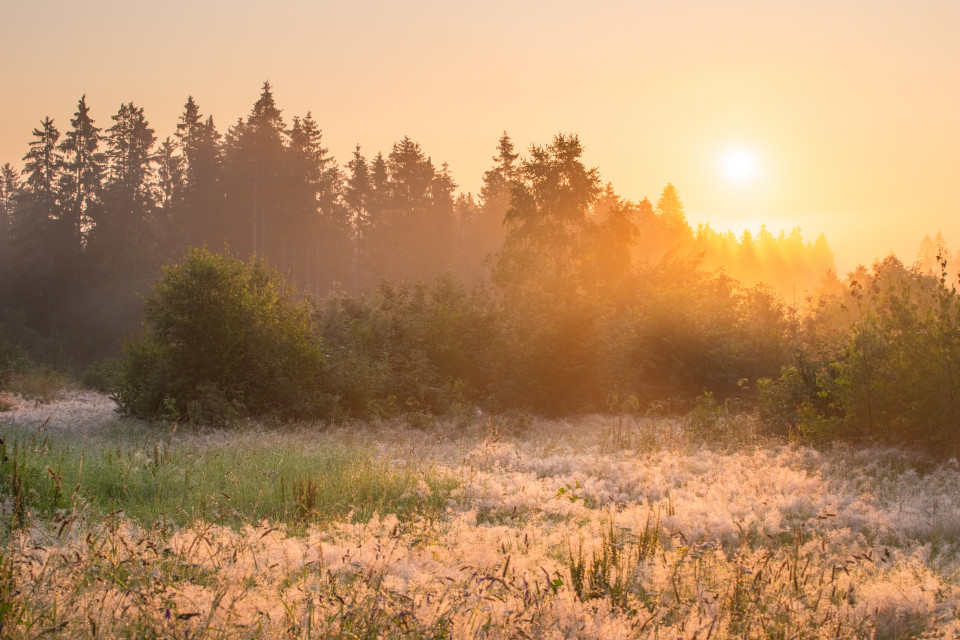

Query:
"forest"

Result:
[[1, 82, 957, 453]]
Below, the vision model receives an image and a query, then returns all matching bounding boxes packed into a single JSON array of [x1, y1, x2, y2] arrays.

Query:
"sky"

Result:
[[2, 0, 958, 273]]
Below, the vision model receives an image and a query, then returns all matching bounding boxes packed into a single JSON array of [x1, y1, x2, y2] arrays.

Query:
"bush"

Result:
[[314, 274, 498, 418], [831, 257, 960, 450], [115, 248, 329, 423], [81, 358, 122, 394]]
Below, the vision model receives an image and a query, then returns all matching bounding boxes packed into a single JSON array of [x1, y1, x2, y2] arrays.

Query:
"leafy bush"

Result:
[[315, 274, 498, 418], [830, 256, 960, 450], [760, 255, 960, 453], [115, 248, 329, 423], [81, 357, 122, 393]]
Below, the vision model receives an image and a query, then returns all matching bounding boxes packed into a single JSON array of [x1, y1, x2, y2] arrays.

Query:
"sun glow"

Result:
[[722, 147, 759, 183]]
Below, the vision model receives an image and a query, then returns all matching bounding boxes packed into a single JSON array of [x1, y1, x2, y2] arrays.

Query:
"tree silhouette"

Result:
[[498, 133, 601, 290], [57, 95, 103, 257], [89, 102, 156, 273], [175, 96, 224, 249]]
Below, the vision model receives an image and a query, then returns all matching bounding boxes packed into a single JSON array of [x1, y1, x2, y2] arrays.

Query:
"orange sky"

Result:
[[2, 0, 958, 273]]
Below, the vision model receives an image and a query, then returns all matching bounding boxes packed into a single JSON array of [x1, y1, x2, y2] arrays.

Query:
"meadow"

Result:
[[2, 389, 959, 639]]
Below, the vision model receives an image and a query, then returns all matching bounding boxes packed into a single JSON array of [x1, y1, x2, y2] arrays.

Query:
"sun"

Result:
[[721, 147, 759, 183]]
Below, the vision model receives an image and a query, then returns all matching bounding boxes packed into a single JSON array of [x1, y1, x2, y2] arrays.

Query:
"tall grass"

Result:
[[0, 423, 454, 532], [3, 403, 960, 638]]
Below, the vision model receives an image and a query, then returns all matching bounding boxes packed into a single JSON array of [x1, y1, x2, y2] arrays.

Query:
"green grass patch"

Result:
[[0, 423, 455, 533]]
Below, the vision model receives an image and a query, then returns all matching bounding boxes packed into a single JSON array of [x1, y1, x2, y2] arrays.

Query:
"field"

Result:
[[2, 391, 960, 639]]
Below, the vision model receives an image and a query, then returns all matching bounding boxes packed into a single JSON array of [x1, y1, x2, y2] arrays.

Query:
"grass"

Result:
[[3, 398, 960, 638], [3, 367, 73, 404], [0, 422, 455, 533]]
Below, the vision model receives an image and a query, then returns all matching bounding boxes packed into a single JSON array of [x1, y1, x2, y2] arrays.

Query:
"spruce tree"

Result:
[[5, 118, 63, 312], [57, 95, 104, 256], [90, 102, 157, 272], [155, 137, 185, 256], [357, 152, 391, 287], [0, 163, 18, 235], [224, 82, 287, 258], [286, 112, 348, 292], [345, 145, 371, 294], [22, 117, 62, 211], [0, 163, 21, 283], [497, 133, 601, 291], [470, 132, 518, 273], [175, 97, 223, 248], [385, 136, 456, 280], [655, 182, 690, 242]]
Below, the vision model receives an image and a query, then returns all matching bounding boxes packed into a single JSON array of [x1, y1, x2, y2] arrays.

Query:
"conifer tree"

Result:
[[0, 163, 21, 281], [22, 117, 62, 211], [453, 192, 482, 281], [224, 82, 287, 258], [286, 112, 348, 291], [655, 182, 691, 241], [479, 132, 518, 228], [89, 102, 157, 272], [5, 118, 63, 311], [345, 145, 371, 294], [175, 97, 223, 248], [57, 95, 103, 255], [385, 136, 456, 280], [357, 151, 391, 287], [0, 163, 18, 236], [466, 132, 519, 277], [498, 133, 601, 290], [155, 137, 184, 256]]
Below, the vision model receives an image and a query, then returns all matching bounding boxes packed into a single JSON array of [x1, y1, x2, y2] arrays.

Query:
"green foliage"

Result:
[[80, 357, 121, 393], [567, 514, 661, 610], [315, 274, 498, 418], [830, 256, 960, 450], [0, 328, 28, 394], [0, 425, 455, 530], [756, 255, 960, 453], [115, 247, 328, 423]]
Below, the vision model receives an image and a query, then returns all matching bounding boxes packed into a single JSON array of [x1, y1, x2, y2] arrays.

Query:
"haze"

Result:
[[2, 0, 959, 272]]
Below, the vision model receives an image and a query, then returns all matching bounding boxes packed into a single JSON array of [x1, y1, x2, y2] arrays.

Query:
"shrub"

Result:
[[831, 256, 960, 450], [0, 324, 29, 393], [115, 248, 329, 423], [81, 357, 122, 394], [315, 274, 499, 417]]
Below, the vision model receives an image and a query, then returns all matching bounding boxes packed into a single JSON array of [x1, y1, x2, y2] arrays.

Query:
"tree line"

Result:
[[5, 82, 960, 453], [0, 84, 840, 363]]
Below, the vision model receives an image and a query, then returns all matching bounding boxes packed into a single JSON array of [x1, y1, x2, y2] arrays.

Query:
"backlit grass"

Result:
[[1, 422, 454, 532]]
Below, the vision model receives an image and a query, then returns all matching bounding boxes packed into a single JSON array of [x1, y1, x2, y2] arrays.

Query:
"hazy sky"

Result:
[[2, 0, 958, 272]]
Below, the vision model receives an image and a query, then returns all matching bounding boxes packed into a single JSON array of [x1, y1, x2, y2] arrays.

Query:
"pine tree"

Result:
[[345, 145, 372, 293], [224, 82, 287, 257], [175, 97, 224, 248], [0, 163, 18, 236], [498, 133, 601, 290], [655, 183, 691, 241], [286, 112, 348, 291], [4, 118, 63, 310], [90, 102, 157, 271], [467, 132, 519, 276], [22, 117, 62, 211], [57, 95, 103, 254], [0, 163, 21, 281]]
